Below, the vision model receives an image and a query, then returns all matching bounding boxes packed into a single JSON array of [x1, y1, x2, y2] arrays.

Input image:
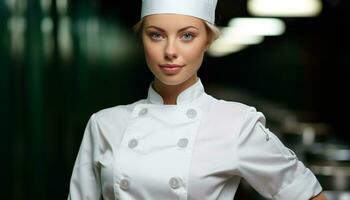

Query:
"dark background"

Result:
[[1, 0, 349, 199]]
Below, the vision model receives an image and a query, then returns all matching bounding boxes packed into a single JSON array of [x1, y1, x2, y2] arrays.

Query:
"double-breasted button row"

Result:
[[137, 107, 197, 119], [131, 107, 193, 193], [128, 138, 189, 149], [119, 177, 182, 191]]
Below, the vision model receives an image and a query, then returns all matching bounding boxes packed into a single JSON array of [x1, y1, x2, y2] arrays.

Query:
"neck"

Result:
[[153, 75, 198, 105]]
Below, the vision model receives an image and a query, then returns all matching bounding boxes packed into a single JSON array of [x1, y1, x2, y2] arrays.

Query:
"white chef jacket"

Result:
[[68, 78, 322, 200]]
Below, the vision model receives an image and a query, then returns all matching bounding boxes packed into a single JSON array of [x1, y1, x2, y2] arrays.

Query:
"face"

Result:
[[141, 14, 210, 86]]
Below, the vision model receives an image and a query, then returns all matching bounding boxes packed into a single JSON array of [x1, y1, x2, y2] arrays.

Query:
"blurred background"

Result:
[[1, 0, 350, 199]]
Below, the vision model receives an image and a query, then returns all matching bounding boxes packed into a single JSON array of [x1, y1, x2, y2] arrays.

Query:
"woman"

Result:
[[68, 0, 327, 199]]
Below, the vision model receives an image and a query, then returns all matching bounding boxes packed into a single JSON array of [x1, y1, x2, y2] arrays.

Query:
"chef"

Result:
[[68, 0, 326, 199]]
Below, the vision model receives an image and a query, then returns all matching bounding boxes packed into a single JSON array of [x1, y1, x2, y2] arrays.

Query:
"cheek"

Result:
[[182, 43, 206, 64], [143, 42, 161, 65]]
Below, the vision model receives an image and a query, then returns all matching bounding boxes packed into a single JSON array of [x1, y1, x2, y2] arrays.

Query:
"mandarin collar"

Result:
[[147, 78, 205, 105]]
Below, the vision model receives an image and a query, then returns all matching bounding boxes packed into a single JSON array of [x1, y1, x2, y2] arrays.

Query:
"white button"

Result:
[[177, 138, 189, 148], [169, 177, 181, 189], [186, 108, 197, 119], [138, 108, 148, 116], [120, 179, 130, 190], [128, 139, 138, 148]]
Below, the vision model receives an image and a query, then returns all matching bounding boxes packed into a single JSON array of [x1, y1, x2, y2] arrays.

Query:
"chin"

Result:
[[157, 76, 197, 86], [156, 76, 189, 86], [159, 79, 185, 86]]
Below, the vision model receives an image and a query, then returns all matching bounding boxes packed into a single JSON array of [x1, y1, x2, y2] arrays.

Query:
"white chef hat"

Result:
[[141, 0, 218, 25]]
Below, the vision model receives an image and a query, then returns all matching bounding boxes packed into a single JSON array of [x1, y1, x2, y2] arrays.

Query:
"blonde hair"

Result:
[[132, 18, 220, 45], [203, 20, 220, 44]]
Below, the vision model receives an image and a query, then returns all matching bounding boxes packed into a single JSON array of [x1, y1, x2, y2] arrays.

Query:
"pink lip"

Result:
[[160, 64, 184, 68], [159, 64, 184, 74]]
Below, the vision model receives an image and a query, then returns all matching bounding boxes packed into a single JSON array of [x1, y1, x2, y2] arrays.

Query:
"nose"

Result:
[[164, 40, 178, 60]]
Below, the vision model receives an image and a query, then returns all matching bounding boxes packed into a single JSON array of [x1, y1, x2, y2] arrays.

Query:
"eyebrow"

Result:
[[145, 25, 199, 32]]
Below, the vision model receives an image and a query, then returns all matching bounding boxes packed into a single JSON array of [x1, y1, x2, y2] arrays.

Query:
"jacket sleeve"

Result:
[[68, 114, 102, 200], [236, 108, 322, 200]]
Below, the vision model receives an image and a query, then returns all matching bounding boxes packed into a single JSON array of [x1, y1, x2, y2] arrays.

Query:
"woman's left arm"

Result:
[[311, 192, 327, 200], [237, 108, 325, 200]]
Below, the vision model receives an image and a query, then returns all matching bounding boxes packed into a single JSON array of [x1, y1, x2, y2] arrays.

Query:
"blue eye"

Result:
[[150, 32, 163, 41], [182, 32, 194, 41]]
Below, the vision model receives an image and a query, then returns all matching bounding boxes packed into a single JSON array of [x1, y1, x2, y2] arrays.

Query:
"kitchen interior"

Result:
[[1, 0, 349, 199]]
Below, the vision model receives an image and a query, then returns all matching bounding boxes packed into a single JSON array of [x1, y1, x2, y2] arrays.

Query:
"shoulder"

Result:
[[91, 99, 147, 123], [213, 98, 263, 120], [214, 99, 253, 112], [208, 97, 267, 134]]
